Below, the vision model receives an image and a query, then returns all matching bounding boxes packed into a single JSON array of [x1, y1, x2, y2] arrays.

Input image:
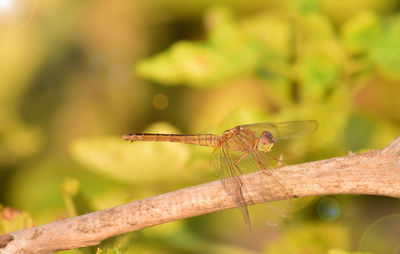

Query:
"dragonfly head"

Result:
[[257, 131, 275, 153]]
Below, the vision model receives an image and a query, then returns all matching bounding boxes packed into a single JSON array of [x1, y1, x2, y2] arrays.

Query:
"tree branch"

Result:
[[1, 137, 400, 254]]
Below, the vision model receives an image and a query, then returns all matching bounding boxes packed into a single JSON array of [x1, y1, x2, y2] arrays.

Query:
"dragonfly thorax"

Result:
[[222, 126, 240, 138], [257, 131, 275, 152]]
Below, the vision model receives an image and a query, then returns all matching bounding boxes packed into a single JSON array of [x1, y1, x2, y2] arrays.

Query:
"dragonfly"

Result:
[[123, 120, 318, 229]]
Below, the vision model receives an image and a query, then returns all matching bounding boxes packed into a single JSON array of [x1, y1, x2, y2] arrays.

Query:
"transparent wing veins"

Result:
[[241, 120, 318, 140], [212, 141, 252, 230]]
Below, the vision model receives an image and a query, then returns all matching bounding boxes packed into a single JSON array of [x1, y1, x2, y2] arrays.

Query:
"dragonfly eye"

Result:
[[257, 131, 275, 152]]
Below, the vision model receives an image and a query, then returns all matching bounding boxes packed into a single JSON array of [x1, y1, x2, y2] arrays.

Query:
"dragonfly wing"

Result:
[[241, 120, 318, 141], [255, 151, 292, 216], [211, 142, 252, 230], [233, 132, 292, 217]]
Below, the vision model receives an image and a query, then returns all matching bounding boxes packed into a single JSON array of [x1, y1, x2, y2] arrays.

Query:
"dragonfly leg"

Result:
[[253, 154, 265, 171], [234, 153, 247, 175], [264, 153, 286, 167]]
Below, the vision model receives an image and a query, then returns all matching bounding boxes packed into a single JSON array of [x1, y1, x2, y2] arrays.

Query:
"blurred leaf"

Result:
[[298, 53, 341, 95], [299, 13, 337, 40], [136, 6, 269, 87], [136, 41, 236, 86], [341, 11, 380, 54], [0, 205, 34, 234], [294, 14, 344, 101], [370, 15, 400, 80], [242, 13, 293, 92]]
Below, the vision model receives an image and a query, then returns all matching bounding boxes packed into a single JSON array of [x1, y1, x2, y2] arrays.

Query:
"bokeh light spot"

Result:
[[152, 93, 168, 110], [0, 0, 13, 11], [359, 214, 400, 253], [317, 197, 341, 222], [0, 0, 36, 35]]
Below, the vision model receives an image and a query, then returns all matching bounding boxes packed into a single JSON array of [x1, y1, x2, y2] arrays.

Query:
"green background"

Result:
[[1, 0, 400, 253]]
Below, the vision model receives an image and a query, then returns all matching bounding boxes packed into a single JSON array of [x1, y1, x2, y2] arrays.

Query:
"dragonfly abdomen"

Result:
[[123, 133, 219, 147]]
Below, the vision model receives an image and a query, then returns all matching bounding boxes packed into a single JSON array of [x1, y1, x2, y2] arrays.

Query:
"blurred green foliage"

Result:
[[0, 0, 399, 253]]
